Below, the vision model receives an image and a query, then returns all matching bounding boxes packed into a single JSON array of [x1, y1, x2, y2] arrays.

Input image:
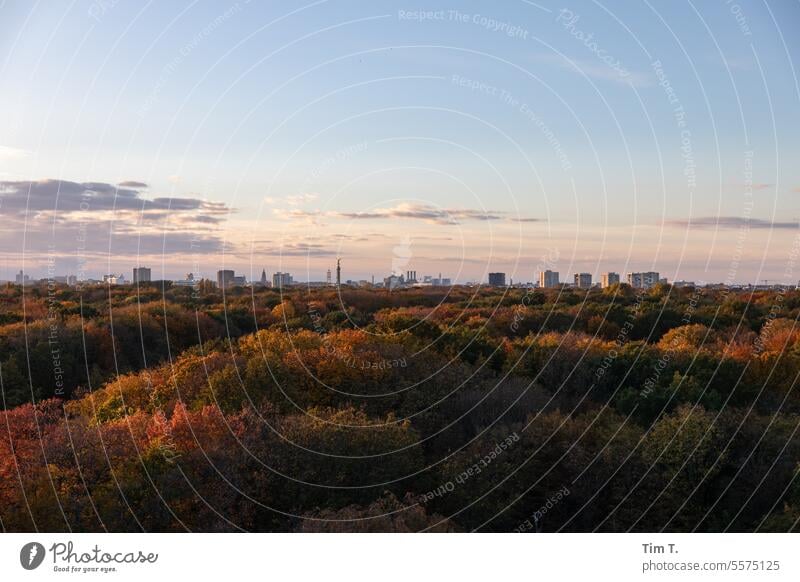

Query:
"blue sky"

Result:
[[0, 0, 798, 284]]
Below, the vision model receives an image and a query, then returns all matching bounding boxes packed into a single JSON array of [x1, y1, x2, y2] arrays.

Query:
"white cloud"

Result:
[[531, 53, 652, 88], [0, 146, 32, 160]]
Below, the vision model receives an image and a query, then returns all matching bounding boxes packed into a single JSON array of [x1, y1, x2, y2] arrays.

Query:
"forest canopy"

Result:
[[1, 281, 799, 532]]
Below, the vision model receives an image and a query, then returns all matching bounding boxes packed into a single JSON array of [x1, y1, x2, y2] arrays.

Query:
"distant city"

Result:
[[6, 264, 798, 291]]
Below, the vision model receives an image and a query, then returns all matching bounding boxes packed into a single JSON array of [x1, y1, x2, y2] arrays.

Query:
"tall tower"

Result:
[[260, 269, 267, 286], [326, 268, 331, 286], [336, 258, 341, 287]]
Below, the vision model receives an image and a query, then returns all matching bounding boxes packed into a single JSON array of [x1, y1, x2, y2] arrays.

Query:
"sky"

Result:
[[0, 0, 798, 284]]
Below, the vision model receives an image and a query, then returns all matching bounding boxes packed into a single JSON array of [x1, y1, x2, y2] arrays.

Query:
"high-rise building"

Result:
[[627, 272, 660, 289], [272, 272, 293, 289], [14, 270, 29, 285], [217, 269, 235, 289], [601, 272, 620, 288], [574, 273, 592, 288], [260, 269, 268, 286], [133, 267, 151, 284], [539, 270, 559, 288], [326, 269, 331, 286], [337, 259, 341, 286], [488, 272, 506, 286]]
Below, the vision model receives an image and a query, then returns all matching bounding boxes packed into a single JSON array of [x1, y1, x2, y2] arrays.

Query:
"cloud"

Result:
[[718, 55, 754, 71], [0, 178, 233, 261], [265, 193, 319, 207], [339, 203, 506, 224], [275, 203, 537, 225], [249, 241, 336, 257], [531, 53, 652, 87], [286, 193, 318, 206], [666, 216, 799, 229], [0, 179, 231, 216], [170, 214, 226, 225], [273, 208, 327, 226], [0, 146, 32, 160]]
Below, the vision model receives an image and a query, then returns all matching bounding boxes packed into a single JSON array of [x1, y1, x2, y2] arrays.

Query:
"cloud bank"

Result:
[[0, 179, 233, 263]]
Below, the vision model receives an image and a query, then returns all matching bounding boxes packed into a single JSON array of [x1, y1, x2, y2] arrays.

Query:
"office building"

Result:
[[539, 270, 560, 288], [573, 273, 592, 288], [15, 270, 29, 285], [272, 272, 293, 289], [488, 272, 506, 286], [133, 267, 151, 284], [601, 272, 620, 288], [627, 272, 660, 289], [217, 269, 235, 289]]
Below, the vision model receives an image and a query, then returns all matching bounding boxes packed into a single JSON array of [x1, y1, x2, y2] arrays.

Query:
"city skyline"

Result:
[[6, 260, 790, 290]]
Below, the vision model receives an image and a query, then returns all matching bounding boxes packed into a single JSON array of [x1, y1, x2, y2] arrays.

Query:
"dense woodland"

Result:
[[1, 281, 800, 532]]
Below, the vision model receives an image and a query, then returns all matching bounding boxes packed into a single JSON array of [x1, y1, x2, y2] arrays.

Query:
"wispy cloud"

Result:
[[274, 203, 538, 225], [251, 242, 336, 257], [0, 146, 32, 160], [717, 55, 754, 71], [530, 53, 652, 87], [338, 203, 505, 224], [265, 192, 318, 206], [666, 216, 799, 229]]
